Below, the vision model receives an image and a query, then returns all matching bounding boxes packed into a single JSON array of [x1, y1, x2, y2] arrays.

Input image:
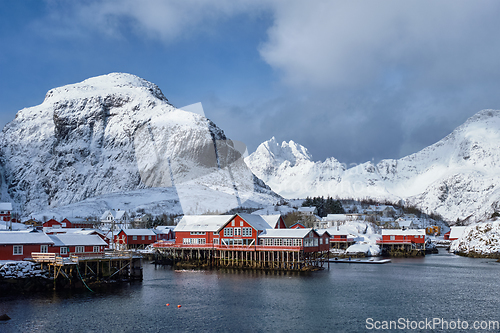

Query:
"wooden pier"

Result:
[[31, 252, 143, 290], [154, 245, 328, 271]]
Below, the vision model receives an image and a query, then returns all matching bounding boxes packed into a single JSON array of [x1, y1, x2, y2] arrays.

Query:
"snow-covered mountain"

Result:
[[0, 73, 279, 217], [246, 110, 500, 223]]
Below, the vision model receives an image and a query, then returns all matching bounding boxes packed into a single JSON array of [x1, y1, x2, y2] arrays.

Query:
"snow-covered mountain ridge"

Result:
[[0, 73, 279, 217], [245, 110, 500, 223]]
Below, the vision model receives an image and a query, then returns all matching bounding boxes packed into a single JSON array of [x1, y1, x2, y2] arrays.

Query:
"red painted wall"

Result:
[[0, 243, 50, 261], [43, 219, 62, 228]]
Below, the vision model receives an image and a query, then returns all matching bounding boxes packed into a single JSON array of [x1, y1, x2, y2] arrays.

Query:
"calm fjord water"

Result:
[[1, 250, 499, 332]]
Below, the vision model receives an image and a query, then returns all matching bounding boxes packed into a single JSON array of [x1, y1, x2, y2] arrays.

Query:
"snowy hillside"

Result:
[[0, 73, 279, 217], [246, 110, 500, 223]]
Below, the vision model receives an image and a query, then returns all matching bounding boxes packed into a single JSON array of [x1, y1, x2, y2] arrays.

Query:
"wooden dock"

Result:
[[31, 252, 143, 290], [153, 245, 329, 271]]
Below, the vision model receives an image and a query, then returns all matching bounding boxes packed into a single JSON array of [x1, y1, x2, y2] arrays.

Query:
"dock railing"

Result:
[[32, 252, 56, 262]]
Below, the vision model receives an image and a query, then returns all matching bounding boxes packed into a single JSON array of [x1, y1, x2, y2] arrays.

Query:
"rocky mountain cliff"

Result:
[[245, 110, 500, 223], [0, 73, 278, 216]]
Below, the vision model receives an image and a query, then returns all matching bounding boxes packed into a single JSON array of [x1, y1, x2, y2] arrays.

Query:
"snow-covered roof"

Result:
[[381, 229, 425, 236], [449, 226, 467, 239], [46, 228, 102, 235], [326, 229, 350, 236], [120, 229, 156, 236], [156, 226, 176, 231], [324, 214, 347, 221], [315, 229, 331, 237], [49, 234, 107, 247], [175, 215, 232, 232], [101, 210, 128, 221], [258, 228, 315, 238], [0, 203, 13, 211], [397, 220, 415, 227], [237, 213, 273, 231], [0, 231, 54, 245], [260, 215, 282, 229], [298, 207, 317, 213]]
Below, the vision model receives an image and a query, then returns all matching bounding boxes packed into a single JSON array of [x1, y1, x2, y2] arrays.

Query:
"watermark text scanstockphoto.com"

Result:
[[366, 318, 500, 331]]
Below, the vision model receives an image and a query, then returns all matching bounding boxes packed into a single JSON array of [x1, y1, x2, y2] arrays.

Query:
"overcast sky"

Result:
[[1, 0, 500, 164]]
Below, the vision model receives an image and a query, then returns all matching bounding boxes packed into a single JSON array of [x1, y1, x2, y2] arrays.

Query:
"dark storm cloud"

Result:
[[4, 1, 500, 165]]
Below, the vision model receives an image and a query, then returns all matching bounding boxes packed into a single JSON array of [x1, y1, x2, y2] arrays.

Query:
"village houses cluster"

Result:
[[0, 201, 460, 262]]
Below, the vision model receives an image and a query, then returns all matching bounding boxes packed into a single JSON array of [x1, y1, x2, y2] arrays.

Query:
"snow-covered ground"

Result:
[[0, 221, 27, 231]]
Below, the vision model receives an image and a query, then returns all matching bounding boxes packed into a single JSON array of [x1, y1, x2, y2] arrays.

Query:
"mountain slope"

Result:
[[245, 110, 500, 223], [0, 73, 279, 216]]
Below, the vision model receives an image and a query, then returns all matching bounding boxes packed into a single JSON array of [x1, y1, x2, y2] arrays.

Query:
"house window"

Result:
[[133, 236, 137, 240], [390, 235, 395, 240], [93, 246, 100, 253], [75, 246, 85, 253], [234, 228, 241, 236], [242, 227, 252, 237], [214, 238, 219, 245], [223, 228, 233, 237], [148, 235, 151, 240], [320, 238, 323, 245], [13, 245, 23, 255], [240, 221, 244, 227], [142, 236, 145, 240], [60, 247, 68, 255], [213, 232, 219, 235], [231, 220, 235, 226], [40, 245, 48, 253]]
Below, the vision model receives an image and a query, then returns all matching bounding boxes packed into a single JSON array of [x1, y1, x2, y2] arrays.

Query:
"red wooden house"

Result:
[[43, 218, 62, 228], [0, 231, 54, 261], [114, 229, 157, 250], [174, 215, 233, 246], [154, 226, 175, 241], [258, 228, 329, 252], [61, 218, 94, 229], [329, 230, 356, 249], [216, 213, 273, 247], [48, 234, 107, 257], [377, 229, 426, 251], [0, 203, 12, 222]]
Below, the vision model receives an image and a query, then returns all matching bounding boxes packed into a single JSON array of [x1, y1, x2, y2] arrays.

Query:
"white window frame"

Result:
[[142, 235, 145, 240], [133, 235, 137, 240], [13, 245, 23, 255], [75, 246, 85, 253], [242, 227, 252, 237], [40, 244, 49, 253], [214, 238, 219, 245], [60, 247, 68, 255], [224, 228, 233, 237], [234, 228, 241, 236], [390, 235, 395, 240]]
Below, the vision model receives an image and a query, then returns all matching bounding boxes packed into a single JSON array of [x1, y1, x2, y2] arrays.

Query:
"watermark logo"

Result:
[[366, 317, 499, 331]]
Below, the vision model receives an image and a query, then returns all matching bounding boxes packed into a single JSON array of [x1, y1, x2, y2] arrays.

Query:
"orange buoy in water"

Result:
[[177, 305, 182, 308], [166, 304, 170, 306]]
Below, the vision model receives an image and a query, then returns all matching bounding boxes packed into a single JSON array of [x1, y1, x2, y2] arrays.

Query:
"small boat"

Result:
[[328, 258, 391, 264]]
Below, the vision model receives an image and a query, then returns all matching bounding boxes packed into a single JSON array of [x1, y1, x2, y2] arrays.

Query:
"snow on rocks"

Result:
[[450, 219, 500, 257], [0, 261, 49, 279]]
